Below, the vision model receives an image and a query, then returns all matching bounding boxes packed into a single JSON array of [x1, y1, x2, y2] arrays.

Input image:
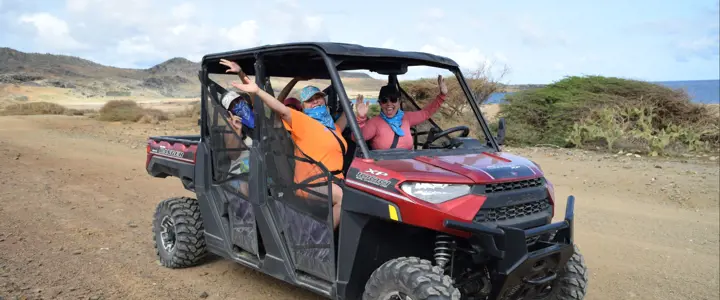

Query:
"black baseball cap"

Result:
[[378, 85, 400, 100]]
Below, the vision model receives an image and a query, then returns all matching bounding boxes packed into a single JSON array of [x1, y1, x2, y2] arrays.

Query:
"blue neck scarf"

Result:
[[304, 105, 336, 130], [380, 109, 405, 136], [231, 100, 255, 129]]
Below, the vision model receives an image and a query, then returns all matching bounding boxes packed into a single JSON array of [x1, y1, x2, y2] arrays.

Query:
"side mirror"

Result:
[[496, 118, 506, 146]]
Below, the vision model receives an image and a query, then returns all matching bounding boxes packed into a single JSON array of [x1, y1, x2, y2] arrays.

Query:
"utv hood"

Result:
[[409, 152, 543, 183], [368, 152, 542, 184]]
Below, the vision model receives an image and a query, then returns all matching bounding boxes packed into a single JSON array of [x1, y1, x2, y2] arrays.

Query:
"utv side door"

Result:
[[253, 56, 337, 284], [196, 76, 262, 263]]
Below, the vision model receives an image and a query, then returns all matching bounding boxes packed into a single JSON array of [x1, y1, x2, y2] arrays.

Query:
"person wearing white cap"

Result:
[[219, 89, 255, 197]]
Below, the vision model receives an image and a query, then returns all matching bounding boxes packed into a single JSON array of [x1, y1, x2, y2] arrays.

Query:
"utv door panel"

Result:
[[204, 82, 260, 257], [261, 103, 336, 282]]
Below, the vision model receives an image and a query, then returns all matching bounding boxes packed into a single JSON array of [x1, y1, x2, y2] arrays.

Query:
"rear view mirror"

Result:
[[496, 118, 506, 146]]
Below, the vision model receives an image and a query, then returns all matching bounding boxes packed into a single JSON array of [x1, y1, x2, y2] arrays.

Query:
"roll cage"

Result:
[[199, 42, 501, 161]]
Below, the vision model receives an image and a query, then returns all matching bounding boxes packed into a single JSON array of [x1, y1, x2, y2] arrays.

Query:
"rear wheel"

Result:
[[535, 245, 588, 300], [362, 257, 461, 300], [152, 196, 207, 268]]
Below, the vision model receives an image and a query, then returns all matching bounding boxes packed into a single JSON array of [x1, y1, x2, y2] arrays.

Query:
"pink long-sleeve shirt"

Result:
[[356, 94, 446, 150]]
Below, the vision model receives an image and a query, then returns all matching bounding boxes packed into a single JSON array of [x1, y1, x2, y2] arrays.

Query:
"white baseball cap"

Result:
[[221, 91, 242, 110]]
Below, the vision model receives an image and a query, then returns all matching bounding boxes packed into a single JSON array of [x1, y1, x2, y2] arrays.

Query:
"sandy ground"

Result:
[[0, 115, 718, 300]]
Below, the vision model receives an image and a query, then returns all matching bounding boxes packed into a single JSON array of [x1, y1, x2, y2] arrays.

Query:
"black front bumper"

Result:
[[444, 195, 576, 300]]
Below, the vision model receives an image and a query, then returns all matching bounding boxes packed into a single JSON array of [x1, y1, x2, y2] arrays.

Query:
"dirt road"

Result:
[[1, 115, 718, 300]]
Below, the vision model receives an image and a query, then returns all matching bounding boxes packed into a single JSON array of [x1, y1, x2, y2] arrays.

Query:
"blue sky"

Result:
[[0, 0, 718, 84]]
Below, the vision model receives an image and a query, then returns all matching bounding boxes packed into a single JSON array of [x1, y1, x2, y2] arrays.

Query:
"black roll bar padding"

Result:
[[319, 50, 371, 159], [200, 66, 209, 139], [452, 69, 500, 152]]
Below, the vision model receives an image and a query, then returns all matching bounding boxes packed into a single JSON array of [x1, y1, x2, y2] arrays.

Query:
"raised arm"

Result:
[[220, 60, 293, 125], [353, 94, 379, 141], [231, 73, 293, 125], [404, 75, 448, 126]]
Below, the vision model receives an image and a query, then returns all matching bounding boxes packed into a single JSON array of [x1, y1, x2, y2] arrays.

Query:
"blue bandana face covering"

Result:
[[231, 100, 255, 129], [380, 109, 405, 136], [304, 105, 336, 130]]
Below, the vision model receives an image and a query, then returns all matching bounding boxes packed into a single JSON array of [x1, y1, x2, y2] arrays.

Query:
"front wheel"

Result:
[[536, 245, 589, 300], [362, 257, 461, 300]]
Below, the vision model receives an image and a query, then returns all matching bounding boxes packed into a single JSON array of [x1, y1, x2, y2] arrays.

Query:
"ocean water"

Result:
[[484, 79, 720, 105]]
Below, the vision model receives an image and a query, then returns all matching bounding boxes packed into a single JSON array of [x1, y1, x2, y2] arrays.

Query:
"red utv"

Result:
[[146, 42, 588, 300]]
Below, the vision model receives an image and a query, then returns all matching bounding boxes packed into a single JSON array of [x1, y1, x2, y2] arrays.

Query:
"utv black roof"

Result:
[[201, 42, 460, 79]]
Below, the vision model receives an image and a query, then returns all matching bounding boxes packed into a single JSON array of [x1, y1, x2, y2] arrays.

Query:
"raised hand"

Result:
[[438, 75, 448, 95], [356, 94, 368, 118], [231, 71, 259, 94], [220, 59, 241, 73]]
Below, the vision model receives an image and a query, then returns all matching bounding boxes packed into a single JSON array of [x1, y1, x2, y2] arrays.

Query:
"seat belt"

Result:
[[328, 129, 346, 155], [389, 133, 400, 149]]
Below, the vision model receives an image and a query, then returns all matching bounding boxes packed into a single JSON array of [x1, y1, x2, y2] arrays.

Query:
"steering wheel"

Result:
[[422, 126, 471, 149]]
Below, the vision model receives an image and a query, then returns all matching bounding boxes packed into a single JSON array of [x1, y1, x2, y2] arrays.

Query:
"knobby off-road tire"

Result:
[[540, 245, 589, 300], [362, 256, 461, 300], [152, 197, 207, 268]]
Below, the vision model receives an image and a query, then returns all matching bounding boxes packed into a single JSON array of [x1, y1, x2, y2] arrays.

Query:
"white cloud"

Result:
[[171, 2, 195, 20], [117, 35, 163, 57], [420, 37, 490, 70], [18, 13, 86, 50], [223, 20, 261, 48], [66, 0, 89, 12]]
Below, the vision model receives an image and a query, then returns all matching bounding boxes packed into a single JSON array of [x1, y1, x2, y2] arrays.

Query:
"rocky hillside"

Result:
[[0, 47, 379, 99], [0, 47, 201, 98]]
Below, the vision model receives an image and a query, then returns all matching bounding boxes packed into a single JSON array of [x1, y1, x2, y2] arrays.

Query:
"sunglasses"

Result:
[[379, 97, 399, 104]]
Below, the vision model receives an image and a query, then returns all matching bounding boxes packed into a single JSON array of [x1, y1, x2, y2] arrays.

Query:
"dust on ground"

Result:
[[0, 115, 718, 300]]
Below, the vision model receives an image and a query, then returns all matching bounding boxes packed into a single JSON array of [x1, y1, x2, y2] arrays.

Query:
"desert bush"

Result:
[[175, 101, 201, 119], [399, 63, 508, 143], [1, 102, 75, 116], [402, 63, 507, 120], [98, 100, 168, 123], [498, 75, 718, 155]]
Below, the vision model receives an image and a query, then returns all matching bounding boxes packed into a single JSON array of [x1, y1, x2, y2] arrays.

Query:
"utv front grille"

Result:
[[484, 177, 544, 193], [474, 199, 550, 223]]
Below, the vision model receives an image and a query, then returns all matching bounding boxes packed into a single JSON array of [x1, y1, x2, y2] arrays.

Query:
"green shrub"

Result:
[[497, 75, 718, 154], [367, 104, 380, 118]]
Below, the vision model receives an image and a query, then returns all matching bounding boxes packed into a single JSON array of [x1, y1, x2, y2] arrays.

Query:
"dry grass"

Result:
[[0, 101, 86, 116], [98, 100, 168, 123], [174, 101, 201, 119]]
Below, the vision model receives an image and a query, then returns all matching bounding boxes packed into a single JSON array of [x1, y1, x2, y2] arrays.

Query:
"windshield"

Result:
[[336, 65, 498, 159]]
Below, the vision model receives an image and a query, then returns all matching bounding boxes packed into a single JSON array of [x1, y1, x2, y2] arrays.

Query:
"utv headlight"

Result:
[[400, 182, 471, 204]]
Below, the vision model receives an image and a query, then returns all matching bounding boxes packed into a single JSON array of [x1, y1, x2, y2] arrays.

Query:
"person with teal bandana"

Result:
[[354, 75, 448, 150], [231, 73, 348, 229], [276, 77, 348, 131]]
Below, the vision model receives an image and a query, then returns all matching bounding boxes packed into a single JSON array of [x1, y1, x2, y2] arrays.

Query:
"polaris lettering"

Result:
[[355, 172, 392, 188], [156, 147, 185, 158]]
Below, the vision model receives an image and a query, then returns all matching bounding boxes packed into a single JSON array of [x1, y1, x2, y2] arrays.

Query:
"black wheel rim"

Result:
[[160, 216, 176, 253]]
